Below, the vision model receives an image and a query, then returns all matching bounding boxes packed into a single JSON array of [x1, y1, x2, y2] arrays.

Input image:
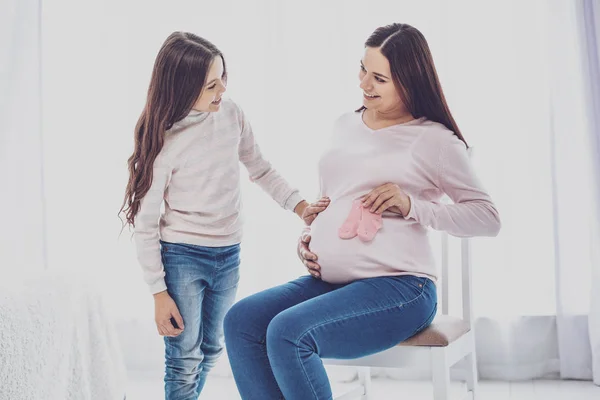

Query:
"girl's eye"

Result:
[[208, 84, 216, 90], [375, 77, 385, 83]]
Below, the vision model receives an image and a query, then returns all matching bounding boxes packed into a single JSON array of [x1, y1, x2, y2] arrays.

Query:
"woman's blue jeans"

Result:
[[224, 274, 437, 400]]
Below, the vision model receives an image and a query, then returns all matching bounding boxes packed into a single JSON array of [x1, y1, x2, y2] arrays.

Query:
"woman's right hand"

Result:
[[153, 291, 185, 337], [297, 230, 322, 279]]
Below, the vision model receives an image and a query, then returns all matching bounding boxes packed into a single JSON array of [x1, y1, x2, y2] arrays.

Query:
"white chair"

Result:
[[322, 232, 477, 400]]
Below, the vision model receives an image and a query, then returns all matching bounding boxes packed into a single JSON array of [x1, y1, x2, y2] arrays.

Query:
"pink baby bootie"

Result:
[[357, 207, 383, 242], [338, 199, 363, 239]]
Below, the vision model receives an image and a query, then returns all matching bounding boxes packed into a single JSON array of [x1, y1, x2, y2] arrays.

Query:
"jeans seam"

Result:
[[261, 336, 285, 399], [294, 344, 320, 399]]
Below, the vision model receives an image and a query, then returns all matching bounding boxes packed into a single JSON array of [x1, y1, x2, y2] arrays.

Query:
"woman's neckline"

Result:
[[360, 109, 424, 132]]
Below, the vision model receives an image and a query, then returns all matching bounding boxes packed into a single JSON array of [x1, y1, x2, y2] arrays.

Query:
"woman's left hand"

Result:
[[361, 183, 411, 216]]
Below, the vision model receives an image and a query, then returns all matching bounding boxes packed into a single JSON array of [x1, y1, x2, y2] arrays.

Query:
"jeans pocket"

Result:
[[403, 275, 429, 289], [389, 275, 429, 300]]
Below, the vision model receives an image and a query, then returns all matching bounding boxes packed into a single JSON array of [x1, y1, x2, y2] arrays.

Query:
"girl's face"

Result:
[[193, 56, 227, 112], [358, 47, 406, 115]]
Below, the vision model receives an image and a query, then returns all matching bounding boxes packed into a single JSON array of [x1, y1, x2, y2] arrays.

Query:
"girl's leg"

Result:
[[195, 244, 241, 394], [161, 242, 213, 400], [224, 275, 342, 400], [266, 275, 437, 400]]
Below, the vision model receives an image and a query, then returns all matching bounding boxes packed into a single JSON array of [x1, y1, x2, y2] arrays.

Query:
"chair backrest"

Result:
[[440, 233, 473, 327], [439, 146, 474, 327]]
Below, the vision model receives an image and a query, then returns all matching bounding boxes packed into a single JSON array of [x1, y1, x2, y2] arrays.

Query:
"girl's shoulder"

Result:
[[217, 97, 244, 121]]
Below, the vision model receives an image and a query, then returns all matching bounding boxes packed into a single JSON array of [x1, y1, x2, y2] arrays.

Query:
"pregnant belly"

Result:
[[309, 197, 382, 283], [309, 197, 433, 283]]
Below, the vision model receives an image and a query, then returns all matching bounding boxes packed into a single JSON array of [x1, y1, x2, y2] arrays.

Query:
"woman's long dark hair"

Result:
[[358, 23, 467, 147], [119, 32, 227, 227]]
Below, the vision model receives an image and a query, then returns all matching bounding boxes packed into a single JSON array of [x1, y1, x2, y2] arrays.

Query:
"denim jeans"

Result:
[[224, 274, 437, 400], [160, 240, 240, 400]]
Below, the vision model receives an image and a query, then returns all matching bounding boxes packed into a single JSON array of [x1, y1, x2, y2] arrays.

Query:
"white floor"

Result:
[[126, 371, 600, 400]]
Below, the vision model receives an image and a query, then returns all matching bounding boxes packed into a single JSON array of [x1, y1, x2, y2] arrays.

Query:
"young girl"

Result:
[[119, 32, 327, 399]]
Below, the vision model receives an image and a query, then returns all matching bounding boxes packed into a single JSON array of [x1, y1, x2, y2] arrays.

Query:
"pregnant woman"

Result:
[[224, 22, 501, 400]]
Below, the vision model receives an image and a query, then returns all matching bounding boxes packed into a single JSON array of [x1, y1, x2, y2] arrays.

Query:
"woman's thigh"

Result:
[[267, 275, 438, 358], [225, 275, 344, 339]]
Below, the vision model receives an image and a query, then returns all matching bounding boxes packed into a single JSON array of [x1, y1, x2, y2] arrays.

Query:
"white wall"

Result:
[[1, 0, 45, 274], [40, 0, 595, 376], [40, 0, 460, 319]]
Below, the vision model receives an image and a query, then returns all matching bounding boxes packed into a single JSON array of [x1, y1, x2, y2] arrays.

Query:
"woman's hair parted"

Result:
[[119, 32, 227, 228], [358, 23, 468, 147]]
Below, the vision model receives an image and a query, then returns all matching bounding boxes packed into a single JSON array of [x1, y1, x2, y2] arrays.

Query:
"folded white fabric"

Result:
[[0, 270, 127, 400]]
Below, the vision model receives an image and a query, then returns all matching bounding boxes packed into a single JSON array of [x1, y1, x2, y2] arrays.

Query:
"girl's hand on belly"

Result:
[[301, 196, 331, 226]]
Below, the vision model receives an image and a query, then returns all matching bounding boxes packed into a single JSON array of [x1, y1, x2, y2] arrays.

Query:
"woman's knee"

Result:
[[224, 296, 260, 338], [266, 310, 306, 349], [224, 300, 246, 336]]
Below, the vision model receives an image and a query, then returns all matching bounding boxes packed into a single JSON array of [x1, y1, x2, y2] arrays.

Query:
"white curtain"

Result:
[[540, 0, 599, 383], [31, 0, 600, 384], [576, 0, 600, 385], [0, 0, 46, 274]]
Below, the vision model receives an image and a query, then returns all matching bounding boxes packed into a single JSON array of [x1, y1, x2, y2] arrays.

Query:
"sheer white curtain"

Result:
[[37, 0, 599, 383], [532, 0, 600, 383], [0, 0, 45, 275], [439, 0, 599, 382], [574, 0, 600, 385]]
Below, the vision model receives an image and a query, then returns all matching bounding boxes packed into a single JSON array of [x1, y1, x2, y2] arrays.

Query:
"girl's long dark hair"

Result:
[[120, 32, 227, 227], [358, 23, 467, 147]]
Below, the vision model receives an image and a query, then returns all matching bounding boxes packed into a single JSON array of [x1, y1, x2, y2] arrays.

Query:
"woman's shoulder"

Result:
[[417, 119, 462, 147], [408, 120, 469, 166]]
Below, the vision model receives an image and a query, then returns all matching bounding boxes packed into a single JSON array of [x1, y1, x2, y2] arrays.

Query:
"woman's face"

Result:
[[193, 56, 227, 112], [358, 47, 406, 115]]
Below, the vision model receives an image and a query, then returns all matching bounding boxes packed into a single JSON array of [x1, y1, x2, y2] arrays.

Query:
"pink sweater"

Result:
[[134, 99, 303, 294], [308, 111, 501, 284]]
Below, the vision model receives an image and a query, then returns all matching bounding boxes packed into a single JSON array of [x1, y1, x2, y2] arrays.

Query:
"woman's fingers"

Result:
[[375, 198, 396, 214], [361, 187, 383, 207], [301, 233, 311, 244], [370, 190, 394, 213], [298, 230, 321, 278], [299, 241, 318, 261], [302, 249, 318, 261], [304, 260, 321, 278], [304, 258, 320, 270]]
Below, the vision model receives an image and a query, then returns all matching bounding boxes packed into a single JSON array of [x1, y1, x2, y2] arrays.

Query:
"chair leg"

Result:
[[465, 350, 478, 399], [357, 367, 371, 399], [431, 348, 450, 400]]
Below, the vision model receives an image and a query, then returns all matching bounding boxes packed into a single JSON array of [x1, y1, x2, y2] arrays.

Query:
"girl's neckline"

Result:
[[171, 110, 211, 131]]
